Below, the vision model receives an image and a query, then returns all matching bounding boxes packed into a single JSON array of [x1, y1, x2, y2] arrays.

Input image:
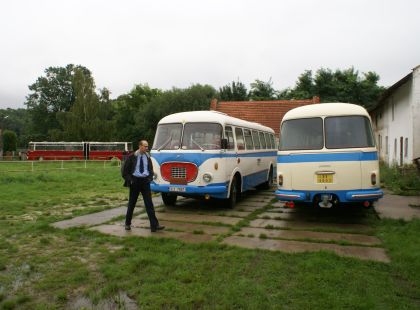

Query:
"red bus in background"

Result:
[[27, 142, 133, 160]]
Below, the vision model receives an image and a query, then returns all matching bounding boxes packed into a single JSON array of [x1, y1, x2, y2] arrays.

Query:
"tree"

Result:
[[219, 80, 249, 101], [113, 84, 161, 143], [249, 78, 277, 100], [277, 67, 385, 109], [25, 64, 91, 139], [2, 130, 17, 152], [58, 68, 114, 141]]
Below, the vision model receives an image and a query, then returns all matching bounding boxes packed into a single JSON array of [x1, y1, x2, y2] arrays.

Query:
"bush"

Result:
[[2, 130, 17, 152], [380, 162, 420, 195]]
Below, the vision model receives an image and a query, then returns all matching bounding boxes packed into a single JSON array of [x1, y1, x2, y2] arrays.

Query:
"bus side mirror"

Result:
[[221, 138, 228, 149]]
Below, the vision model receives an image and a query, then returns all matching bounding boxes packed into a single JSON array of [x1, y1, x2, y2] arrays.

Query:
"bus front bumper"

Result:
[[275, 188, 384, 203], [151, 182, 228, 199]]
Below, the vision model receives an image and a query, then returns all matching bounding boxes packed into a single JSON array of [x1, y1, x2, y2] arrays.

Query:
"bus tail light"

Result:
[[371, 173, 376, 185], [278, 174, 283, 186]]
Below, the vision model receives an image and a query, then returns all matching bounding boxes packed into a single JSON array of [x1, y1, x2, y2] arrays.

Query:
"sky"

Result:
[[0, 0, 419, 109]]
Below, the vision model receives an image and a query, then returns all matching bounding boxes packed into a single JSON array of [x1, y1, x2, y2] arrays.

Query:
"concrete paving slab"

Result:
[[90, 224, 215, 243], [235, 206, 262, 212], [266, 207, 297, 213], [258, 212, 294, 220], [235, 201, 268, 208], [376, 194, 420, 220], [235, 227, 382, 246], [271, 201, 287, 208], [157, 208, 251, 218], [139, 212, 241, 225], [52, 206, 130, 229], [130, 219, 230, 235], [222, 236, 389, 263], [243, 197, 273, 203], [249, 219, 373, 233], [214, 210, 252, 218]]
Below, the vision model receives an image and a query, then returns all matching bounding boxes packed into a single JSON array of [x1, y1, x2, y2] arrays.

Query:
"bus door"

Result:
[[224, 126, 237, 185], [84, 143, 90, 160]]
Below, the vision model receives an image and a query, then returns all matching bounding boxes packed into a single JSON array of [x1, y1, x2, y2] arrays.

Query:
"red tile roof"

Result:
[[210, 96, 320, 137]]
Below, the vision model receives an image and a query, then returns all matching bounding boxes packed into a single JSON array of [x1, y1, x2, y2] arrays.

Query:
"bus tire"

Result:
[[225, 176, 239, 209], [162, 193, 177, 206]]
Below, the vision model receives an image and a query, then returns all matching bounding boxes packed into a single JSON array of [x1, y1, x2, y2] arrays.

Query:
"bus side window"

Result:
[[244, 129, 254, 150], [270, 134, 276, 149], [235, 128, 245, 150], [252, 130, 260, 149], [264, 132, 272, 149], [224, 126, 235, 150], [259, 132, 267, 149]]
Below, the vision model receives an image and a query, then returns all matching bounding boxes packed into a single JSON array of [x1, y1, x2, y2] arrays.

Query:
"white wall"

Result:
[[412, 66, 420, 160]]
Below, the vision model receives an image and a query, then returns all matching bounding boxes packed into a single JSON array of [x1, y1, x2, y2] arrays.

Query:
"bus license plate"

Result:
[[317, 174, 333, 183], [169, 187, 186, 192]]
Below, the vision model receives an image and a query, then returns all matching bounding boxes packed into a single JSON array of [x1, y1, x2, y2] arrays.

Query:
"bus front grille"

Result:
[[160, 162, 198, 183], [171, 167, 186, 179]]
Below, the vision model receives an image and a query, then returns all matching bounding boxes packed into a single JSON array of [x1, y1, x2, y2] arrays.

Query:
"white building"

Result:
[[370, 65, 420, 166]]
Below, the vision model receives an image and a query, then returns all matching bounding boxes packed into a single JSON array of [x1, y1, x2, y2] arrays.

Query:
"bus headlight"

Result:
[[153, 173, 157, 180], [203, 173, 213, 183], [371, 173, 376, 185], [278, 174, 283, 186]]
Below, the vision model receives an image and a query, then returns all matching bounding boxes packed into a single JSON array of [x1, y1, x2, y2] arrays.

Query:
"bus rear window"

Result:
[[279, 118, 323, 151], [325, 116, 374, 149]]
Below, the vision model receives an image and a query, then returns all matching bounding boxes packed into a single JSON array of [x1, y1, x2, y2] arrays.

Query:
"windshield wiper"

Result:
[[157, 137, 172, 151], [191, 138, 204, 151]]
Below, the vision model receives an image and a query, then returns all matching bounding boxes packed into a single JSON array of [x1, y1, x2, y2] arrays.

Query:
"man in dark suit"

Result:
[[122, 140, 164, 232]]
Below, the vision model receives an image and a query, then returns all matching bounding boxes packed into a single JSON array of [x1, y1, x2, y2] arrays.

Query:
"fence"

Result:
[[0, 159, 121, 173]]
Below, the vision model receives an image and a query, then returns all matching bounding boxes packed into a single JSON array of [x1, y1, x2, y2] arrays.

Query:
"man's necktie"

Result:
[[139, 155, 144, 174]]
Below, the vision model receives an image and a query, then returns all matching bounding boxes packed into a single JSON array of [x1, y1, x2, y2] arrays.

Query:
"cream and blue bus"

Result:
[[151, 111, 277, 207], [275, 103, 383, 208]]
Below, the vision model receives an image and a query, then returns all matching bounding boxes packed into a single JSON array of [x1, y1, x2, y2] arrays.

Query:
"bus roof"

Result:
[[158, 110, 275, 133], [282, 103, 370, 121]]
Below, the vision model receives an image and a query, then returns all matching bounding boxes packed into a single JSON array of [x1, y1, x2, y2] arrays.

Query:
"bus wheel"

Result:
[[225, 177, 238, 209], [162, 193, 177, 206]]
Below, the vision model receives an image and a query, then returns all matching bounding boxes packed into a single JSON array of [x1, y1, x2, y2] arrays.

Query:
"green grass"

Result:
[[0, 168, 419, 308]]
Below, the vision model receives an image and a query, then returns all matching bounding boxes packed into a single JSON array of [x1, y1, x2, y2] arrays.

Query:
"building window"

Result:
[[405, 137, 408, 157], [394, 138, 397, 160], [385, 136, 388, 155], [378, 134, 381, 152]]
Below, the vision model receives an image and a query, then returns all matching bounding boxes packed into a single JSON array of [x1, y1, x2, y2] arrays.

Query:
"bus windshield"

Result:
[[325, 116, 375, 149], [152, 123, 183, 150], [182, 123, 222, 150], [280, 118, 323, 151]]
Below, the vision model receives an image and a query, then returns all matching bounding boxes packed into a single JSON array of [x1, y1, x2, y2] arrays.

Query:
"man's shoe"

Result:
[[151, 225, 165, 232], [125, 225, 131, 231]]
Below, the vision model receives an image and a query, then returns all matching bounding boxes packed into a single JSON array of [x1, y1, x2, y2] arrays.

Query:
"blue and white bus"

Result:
[[275, 103, 383, 208], [151, 111, 277, 207]]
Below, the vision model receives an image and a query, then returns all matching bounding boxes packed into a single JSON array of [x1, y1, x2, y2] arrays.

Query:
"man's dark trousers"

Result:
[[125, 176, 159, 229]]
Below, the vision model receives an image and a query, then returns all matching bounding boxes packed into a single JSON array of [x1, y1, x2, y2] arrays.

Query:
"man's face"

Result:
[[139, 141, 149, 153]]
